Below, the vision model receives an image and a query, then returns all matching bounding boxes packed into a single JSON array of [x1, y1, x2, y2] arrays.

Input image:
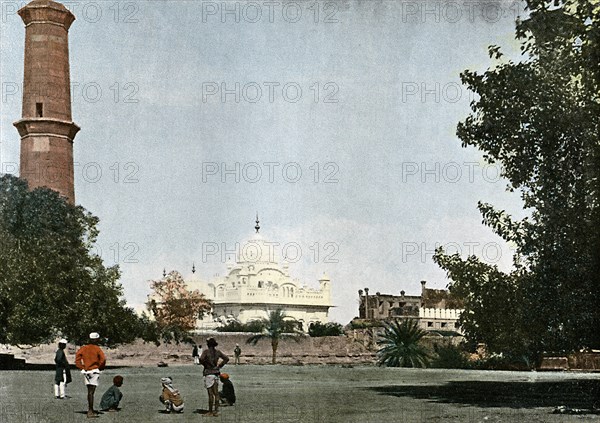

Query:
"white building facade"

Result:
[[187, 232, 333, 332]]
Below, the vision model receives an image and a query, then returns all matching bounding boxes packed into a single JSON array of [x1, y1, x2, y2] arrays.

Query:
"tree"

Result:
[[246, 309, 303, 364], [146, 270, 212, 344], [216, 320, 265, 333], [308, 321, 344, 337], [376, 319, 429, 368], [0, 175, 145, 347], [430, 343, 471, 370], [434, 0, 600, 361]]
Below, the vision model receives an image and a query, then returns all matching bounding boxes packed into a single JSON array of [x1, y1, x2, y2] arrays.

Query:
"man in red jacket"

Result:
[[75, 332, 106, 419]]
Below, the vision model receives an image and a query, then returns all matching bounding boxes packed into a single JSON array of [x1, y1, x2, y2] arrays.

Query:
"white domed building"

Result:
[[186, 222, 333, 332]]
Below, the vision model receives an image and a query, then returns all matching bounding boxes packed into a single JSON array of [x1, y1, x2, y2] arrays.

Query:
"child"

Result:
[[159, 377, 184, 413], [100, 375, 124, 411], [54, 339, 72, 399], [219, 373, 236, 406]]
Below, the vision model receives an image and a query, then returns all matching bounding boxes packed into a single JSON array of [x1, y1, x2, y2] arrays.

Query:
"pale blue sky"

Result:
[[1, 0, 527, 323]]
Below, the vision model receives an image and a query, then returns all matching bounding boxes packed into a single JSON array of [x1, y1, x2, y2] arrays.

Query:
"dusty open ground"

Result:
[[1, 365, 599, 422]]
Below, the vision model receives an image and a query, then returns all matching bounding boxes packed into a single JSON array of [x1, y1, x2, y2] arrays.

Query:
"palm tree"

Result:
[[246, 309, 303, 364], [376, 319, 429, 368]]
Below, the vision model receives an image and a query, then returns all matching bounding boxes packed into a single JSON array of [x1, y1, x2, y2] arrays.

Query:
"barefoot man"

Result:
[[76, 332, 106, 418], [199, 337, 229, 417]]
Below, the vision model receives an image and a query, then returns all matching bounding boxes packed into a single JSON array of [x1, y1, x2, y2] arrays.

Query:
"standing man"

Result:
[[234, 344, 241, 365], [75, 332, 106, 419], [54, 338, 72, 399], [199, 338, 229, 417], [192, 344, 200, 365]]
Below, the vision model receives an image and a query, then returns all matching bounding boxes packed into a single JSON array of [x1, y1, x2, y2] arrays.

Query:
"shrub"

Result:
[[377, 319, 429, 368], [349, 320, 384, 329], [308, 322, 344, 337], [471, 353, 533, 371], [430, 343, 471, 369]]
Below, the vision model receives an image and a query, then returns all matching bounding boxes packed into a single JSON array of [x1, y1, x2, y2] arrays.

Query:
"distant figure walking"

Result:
[[199, 337, 229, 417], [54, 338, 72, 399], [100, 375, 124, 412], [192, 344, 200, 365], [159, 377, 184, 413], [75, 332, 106, 419], [234, 344, 241, 365]]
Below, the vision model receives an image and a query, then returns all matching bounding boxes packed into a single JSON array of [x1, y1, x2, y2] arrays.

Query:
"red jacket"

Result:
[[75, 344, 106, 371]]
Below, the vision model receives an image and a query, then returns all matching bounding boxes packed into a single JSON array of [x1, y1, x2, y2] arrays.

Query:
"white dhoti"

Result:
[[204, 374, 218, 389], [82, 369, 100, 386]]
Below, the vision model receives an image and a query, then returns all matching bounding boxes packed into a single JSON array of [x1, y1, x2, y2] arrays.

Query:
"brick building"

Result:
[[355, 280, 464, 334]]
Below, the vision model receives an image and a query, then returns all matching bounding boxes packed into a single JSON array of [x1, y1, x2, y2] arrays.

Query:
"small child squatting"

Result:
[[219, 373, 236, 406], [100, 375, 124, 411], [159, 377, 185, 413]]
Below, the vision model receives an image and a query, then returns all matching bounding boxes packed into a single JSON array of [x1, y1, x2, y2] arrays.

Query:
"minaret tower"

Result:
[[13, 0, 80, 204]]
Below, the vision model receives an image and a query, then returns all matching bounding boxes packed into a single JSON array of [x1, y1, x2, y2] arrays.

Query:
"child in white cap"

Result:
[[159, 377, 184, 413]]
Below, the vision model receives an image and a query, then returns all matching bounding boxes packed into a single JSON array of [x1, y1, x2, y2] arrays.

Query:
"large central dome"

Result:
[[237, 232, 280, 265]]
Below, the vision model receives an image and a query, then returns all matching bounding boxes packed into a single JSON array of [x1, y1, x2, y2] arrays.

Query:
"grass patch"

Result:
[[1, 365, 598, 422]]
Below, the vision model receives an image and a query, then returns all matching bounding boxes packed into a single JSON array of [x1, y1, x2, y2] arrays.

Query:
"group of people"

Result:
[[54, 332, 120, 418], [159, 337, 236, 416], [54, 333, 236, 418]]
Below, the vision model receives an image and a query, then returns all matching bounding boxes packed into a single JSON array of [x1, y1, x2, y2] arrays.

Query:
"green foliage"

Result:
[[433, 254, 532, 358], [246, 309, 304, 364], [308, 322, 344, 337], [135, 313, 161, 346], [434, 0, 600, 359], [146, 270, 212, 344], [349, 320, 384, 329], [216, 320, 265, 333], [376, 319, 429, 368], [430, 343, 471, 369], [470, 354, 533, 371], [0, 175, 148, 346]]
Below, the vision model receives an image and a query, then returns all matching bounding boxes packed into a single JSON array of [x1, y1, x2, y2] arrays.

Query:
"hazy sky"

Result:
[[1, 0, 528, 323]]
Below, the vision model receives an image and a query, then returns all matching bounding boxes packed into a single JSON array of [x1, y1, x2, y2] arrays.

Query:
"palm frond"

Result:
[[376, 319, 430, 368]]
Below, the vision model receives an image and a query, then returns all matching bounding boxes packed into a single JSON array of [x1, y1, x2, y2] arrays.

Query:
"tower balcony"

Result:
[[14, 118, 80, 142]]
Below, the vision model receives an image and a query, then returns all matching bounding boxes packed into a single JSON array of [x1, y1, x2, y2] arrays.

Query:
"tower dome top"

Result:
[[19, 0, 76, 29], [25, 0, 69, 8], [235, 214, 280, 264]]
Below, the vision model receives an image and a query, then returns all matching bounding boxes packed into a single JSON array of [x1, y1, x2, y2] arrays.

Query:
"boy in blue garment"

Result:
[[100, 375, 124, 411]]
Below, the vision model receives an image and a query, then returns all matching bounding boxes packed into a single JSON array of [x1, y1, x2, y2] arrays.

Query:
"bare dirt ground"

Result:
[[1, 365, 600, 422]]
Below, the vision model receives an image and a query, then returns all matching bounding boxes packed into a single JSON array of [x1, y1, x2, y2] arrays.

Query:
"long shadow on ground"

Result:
[[368, 379, 600, 409]]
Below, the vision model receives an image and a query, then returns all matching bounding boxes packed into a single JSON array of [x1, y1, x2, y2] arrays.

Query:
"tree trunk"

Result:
[[271, 337, 278, 364]]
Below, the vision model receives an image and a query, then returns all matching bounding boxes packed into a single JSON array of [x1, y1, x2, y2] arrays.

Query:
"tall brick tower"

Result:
[[13, 0, 80, 204]]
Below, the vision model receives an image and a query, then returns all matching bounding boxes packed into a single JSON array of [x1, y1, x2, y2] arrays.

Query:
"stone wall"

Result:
[[539, 353, 600, 371], [1, 334, 376, 368]]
